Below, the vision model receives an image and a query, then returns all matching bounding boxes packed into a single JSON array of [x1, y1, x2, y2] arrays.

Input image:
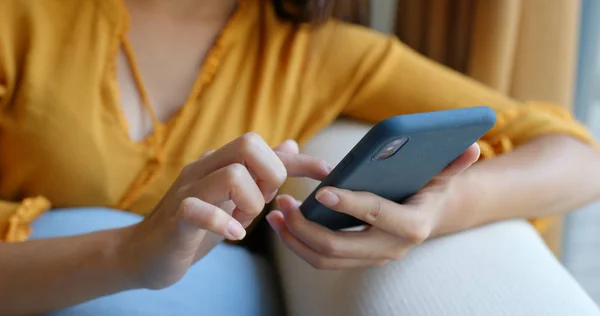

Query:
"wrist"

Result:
[[106, 226, 144, 290], [434, 170, 487, 237]]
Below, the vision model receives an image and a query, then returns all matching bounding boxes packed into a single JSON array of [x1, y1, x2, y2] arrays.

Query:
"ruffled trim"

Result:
[[4, 196, 51, 242], [0, 83, 7, 118], [476, 101, 598, 235], [165, 0, 249, 130], [529, 217, 552, 233], [478, 101, 597, 160]]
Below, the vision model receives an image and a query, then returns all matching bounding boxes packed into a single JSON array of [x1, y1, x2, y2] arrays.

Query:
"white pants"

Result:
[[273, 119, 600, 316], [273, 220, 600, 316]]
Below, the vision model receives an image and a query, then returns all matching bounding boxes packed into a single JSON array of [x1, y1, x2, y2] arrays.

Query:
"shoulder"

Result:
[[0, 0, 119, 48], [0, 0, 109, 26], [292, 20, 403, 103], [243, 0, 410, 106], [309, 21, 397, 73], [250, 0, 399, 78], [0, 0, 120, 71], [0, 0, 120, 109]]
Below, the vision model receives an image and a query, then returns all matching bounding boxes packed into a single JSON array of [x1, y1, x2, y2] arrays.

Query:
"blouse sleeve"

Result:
[[0, 197, 51, 242], [310, 24, 597, 233], [337, 35, 596, 158]]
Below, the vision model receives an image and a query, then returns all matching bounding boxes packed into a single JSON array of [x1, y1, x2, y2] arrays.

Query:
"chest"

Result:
[[117, 10, 226, 142]]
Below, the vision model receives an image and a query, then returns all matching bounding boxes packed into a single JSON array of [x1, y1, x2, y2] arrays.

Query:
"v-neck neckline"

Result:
[[104, 0, 247, 211], [110, 0, 246, 152]]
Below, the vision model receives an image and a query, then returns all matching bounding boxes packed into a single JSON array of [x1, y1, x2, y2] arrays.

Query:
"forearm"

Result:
[[0, 227, 136, 315], [438, 135, 600, 235]]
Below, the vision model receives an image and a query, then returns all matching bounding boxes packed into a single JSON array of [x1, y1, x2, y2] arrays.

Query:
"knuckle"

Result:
[[273, 167, 287, 186], [404, 219, 432, 244], [179, 198, 219, 228], [179, 196, 197, 209], [365, 200, 383, 222], [180, 162, 195, 175], [224, 163, 248, 183], [201, 150, 215, 158], [285, 211, 303, 230], [309, 256, 330, 270], [239, 132, 264, 153], [387, 247, 408, 261], [175, 183, 192, 200], [250, 198, 266, 216], [177, 197, 194, 218], [315, 239, 340, 257], [224, 164, 248, 201], [204, 204, 222, 229]]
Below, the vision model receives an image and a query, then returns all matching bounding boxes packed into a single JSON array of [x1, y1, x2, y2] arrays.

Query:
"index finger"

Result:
[[188, 133, 286, 196], [276, 151, 332, 181], [186, 134, 332, 195], [315, 187, 431, 244]]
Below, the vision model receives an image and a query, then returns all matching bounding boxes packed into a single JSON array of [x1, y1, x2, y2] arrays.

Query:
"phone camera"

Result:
[[373, 137, 408, 160]]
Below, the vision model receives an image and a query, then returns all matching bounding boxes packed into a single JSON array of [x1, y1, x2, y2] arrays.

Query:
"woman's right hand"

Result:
[[119, 133, 331, 290]]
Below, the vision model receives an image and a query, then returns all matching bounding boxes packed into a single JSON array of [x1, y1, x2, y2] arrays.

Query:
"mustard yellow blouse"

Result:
[[0, 0, 595, 241]]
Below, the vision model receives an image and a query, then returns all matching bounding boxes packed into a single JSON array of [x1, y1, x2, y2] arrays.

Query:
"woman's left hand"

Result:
[[266, 143, 481, 269]]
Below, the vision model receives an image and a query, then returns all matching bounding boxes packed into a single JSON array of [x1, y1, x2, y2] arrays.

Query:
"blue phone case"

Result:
[[299, 106, 497, 230]]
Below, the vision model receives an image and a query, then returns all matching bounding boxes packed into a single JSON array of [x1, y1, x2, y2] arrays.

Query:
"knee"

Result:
[[31, 208, 143, 239]]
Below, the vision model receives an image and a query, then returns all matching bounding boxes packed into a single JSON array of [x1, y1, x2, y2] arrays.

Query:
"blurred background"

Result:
[[364, 0, 600, 303]]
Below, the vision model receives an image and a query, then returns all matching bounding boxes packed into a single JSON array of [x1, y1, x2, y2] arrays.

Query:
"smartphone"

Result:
[[299, 106, 497, 230]]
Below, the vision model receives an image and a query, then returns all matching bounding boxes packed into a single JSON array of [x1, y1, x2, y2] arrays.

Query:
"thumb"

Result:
[[437, 143, 481, 178], [177, 197, 247, 241]]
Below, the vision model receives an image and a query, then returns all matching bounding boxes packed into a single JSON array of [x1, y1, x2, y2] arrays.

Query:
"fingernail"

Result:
[[266, 213, 281, 232], [266, 190, 278, 203], [316, 189, 339, 207], [325, 162, 335, 173], [284, 139, 297, 147], [276, 195, 301, 212], [275, 195, 285, 208], [226, 220, 246, 240]]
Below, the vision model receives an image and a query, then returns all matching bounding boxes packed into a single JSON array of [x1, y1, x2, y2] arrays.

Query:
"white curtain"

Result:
[[368, 0, 600, 303], [563, 0, 600, 304]]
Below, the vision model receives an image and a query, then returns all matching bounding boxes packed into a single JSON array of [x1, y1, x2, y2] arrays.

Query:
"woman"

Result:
[[1, 0, 599, 315]]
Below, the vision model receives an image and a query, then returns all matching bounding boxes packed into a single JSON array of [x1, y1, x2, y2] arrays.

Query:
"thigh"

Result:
[[273, 220, 600, 316], [31, 208, 280, 316]]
